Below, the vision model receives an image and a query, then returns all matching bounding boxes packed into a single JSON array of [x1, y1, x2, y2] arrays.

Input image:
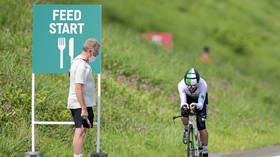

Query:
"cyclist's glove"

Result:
[[189, 103, 197, 110], [180, 104, 189, 117], [181, 103, 188, 111]]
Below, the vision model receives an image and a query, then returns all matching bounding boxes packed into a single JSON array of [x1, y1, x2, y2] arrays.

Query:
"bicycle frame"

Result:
[[173, 111, 203, 157], [188, 112, 202, 157]]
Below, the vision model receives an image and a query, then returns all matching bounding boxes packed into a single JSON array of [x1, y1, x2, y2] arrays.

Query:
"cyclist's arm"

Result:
[[196, 80, 207, 110], [178, 79, 187, 108]]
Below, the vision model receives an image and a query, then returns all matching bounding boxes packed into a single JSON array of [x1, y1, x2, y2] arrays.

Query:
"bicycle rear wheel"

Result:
[[187, 124, 195, 157]]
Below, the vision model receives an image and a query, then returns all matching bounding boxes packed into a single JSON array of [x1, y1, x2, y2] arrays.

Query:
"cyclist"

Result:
[[178, 67, 208, 157]]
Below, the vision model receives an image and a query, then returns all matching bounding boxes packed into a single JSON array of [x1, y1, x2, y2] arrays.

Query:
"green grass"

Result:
[[1, 0, 280, 156]]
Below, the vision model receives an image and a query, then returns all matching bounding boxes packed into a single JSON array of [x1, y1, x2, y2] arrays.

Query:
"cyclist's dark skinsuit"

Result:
[[178, 77, 208, 130]]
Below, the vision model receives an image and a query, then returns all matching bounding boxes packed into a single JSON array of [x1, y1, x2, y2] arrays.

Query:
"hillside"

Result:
[[0, 0, 280, 156]]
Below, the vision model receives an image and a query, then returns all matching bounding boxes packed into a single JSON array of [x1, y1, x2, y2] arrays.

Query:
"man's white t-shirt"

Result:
[[67, 55, 96, 109]]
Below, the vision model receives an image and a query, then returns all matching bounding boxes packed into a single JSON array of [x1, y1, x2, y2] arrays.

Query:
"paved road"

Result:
[[210, 145, 280, 157]]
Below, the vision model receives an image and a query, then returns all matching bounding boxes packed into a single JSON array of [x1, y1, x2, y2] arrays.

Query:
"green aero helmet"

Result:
[[184, 68, 200, 87]]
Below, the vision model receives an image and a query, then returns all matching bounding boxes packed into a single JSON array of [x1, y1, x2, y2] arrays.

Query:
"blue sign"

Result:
[[32, 5, 101, 74]]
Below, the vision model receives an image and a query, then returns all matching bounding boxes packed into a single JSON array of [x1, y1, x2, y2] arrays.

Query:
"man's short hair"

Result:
[[83, 38, 100, 51]]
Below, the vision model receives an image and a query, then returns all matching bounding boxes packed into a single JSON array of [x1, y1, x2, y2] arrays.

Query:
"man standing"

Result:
[[68, 38, 100, 157]]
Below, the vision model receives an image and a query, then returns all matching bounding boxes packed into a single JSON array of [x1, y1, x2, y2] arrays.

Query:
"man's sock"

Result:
[[74, 153, 82, 157]]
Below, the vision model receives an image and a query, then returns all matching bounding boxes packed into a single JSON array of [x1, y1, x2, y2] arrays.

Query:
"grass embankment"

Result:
[[0, 0, 280, 156]]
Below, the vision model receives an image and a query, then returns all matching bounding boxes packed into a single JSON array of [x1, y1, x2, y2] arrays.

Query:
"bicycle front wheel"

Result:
[[187, 125, 195, 157]]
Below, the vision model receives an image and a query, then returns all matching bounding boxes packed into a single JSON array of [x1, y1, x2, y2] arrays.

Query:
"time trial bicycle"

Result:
[[173, 106, 203, 157]]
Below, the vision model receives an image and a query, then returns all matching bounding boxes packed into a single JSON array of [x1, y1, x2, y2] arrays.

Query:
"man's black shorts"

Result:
[[70, 107, 94, 128]]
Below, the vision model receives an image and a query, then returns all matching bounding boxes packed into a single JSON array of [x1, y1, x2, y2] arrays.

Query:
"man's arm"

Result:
[[178, 80, 187, 108], [75, 83, 88, 117]]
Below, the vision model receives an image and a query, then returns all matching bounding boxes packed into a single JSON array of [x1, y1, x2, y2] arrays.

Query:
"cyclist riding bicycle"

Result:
[[178, 67, 208, 157]]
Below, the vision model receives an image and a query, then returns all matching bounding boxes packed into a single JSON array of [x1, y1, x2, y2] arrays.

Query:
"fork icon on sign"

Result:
[[58, 37, 66, 69]]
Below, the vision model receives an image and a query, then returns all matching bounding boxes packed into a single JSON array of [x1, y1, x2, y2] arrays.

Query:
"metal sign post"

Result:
[[31, 73, 35, 152], [97, 74, 101, 152], [27, 5, 104, 157]]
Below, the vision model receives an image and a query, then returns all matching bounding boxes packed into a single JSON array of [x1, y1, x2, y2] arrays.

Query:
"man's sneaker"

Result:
[[182, 127, 188, 144]]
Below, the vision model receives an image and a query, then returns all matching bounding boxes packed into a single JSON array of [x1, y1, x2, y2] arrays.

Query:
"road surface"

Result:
[[210, 145, 280, 157]]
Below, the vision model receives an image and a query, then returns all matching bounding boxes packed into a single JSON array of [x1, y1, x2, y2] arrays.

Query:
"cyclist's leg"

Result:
[[180, 107, 189, 127], [197, 113, 208, 156], [181, 99, 190, 144], [197, 93, 208, 156], [200, 129, 208, 148], [197, 113, 207, 144]]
